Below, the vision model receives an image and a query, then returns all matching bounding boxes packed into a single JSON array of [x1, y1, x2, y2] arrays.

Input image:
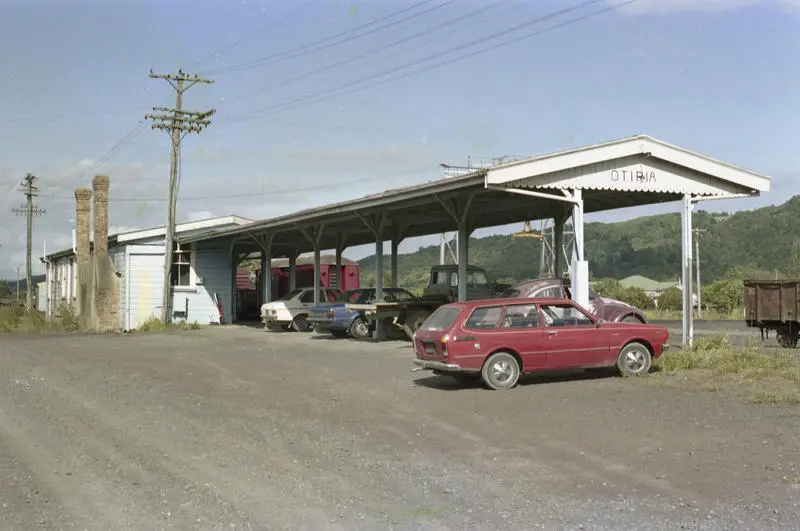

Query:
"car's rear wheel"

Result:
[[349, 317, 370, 339], [616, 341, 652, 377], [481, 352, 521, 390], [291, 314, 311, 332]]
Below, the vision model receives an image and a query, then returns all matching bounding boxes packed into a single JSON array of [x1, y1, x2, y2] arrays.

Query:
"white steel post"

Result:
[[681, 194, 694, 346], [569, 190, 589, 309]]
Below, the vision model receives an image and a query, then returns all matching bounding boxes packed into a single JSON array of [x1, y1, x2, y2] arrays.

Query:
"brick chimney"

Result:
[[75, 188, 92, 266], [74, 187, 93, 327], [92, 175, 109, 255]]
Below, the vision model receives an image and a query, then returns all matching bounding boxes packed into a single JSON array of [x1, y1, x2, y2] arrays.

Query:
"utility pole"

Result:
[[16, 265, 21, 302], [693, 228, 706, 317], [12, 173, 46, 312], [146, 69, 215, 323]]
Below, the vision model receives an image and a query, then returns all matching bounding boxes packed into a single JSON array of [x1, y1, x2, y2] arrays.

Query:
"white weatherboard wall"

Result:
[[122, 242, 233, 330], [180, 243, 233, 325]]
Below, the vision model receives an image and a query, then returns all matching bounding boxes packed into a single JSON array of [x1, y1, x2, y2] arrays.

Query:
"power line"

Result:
[[220, 0, 627, 125], [206, 0, 444, 75], [222, 0, 507, 105], [11, 173, 46, 313], [191, 0, 323, 67], [43, 166, 436, 203]]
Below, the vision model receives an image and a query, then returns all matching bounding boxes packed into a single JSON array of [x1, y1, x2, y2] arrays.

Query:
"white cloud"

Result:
[[78, 159, 95, 167], [608, 0, 800, 14]]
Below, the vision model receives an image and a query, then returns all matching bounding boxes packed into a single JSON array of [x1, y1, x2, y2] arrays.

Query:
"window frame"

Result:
[[500, 303, 542, 329], [170, 242, 196, 292], [538, 302, 595, 328]]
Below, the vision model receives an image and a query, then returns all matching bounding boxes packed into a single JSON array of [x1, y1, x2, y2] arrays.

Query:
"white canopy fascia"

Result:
[[485, 135, 771, 199]]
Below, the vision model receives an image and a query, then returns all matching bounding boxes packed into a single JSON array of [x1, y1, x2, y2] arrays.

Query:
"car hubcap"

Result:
[[354, 320, 367, 336], [491, 360, 514, 382], [625, 349, 646, 372]]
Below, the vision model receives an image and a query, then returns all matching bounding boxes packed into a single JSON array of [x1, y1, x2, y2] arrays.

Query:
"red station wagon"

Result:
[[412, 297, 670, 390]]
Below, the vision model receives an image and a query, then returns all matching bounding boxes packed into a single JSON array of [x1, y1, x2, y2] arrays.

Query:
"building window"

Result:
[[171, 243, 193, 287]]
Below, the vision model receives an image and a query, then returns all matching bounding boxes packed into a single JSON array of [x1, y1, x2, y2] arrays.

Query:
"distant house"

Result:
[[619, 275, 683, 307]]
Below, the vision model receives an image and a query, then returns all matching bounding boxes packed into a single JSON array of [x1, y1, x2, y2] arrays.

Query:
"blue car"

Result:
[[309, 287, 417, 339]]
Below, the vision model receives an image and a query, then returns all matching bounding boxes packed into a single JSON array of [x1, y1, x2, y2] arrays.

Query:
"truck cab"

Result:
[[423, 265, 507, 302]]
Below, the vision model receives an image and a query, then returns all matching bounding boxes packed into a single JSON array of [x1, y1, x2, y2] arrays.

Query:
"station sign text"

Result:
[[610, 169, 656, 183]]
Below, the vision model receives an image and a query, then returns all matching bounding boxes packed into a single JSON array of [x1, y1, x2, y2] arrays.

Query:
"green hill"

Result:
[[358, 195, 800, 290]]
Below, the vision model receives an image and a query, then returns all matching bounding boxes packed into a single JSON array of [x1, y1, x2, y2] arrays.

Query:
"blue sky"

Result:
[[0, 0, 798, 278]]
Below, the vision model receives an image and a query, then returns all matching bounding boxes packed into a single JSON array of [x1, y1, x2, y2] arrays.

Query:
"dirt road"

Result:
[[0, 327, 798, 530]]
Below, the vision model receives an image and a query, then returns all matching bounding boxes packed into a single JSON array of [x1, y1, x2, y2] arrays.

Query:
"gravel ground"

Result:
[[0, 325, 798, 530]]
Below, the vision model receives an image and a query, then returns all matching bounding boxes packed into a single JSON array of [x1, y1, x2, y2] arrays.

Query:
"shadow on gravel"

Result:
[[413, 368, 618, 391]]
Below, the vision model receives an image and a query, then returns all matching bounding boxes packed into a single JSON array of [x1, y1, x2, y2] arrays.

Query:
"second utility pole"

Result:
[[146, 69, 215, 323], [12, 173, 46, 312], [693, 228, 706, 317]]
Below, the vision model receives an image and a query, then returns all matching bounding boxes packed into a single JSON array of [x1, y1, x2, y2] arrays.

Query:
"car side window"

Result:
[[299, 290, 314, 303], [325, 290, 339, 302], [537, 286, 564, 298], [501, 304, 540, 328], [465, 306, 503, 330], [539, 304, 593, 327]]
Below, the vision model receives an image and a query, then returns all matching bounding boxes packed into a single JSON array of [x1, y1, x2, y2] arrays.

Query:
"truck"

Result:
[[744, 279, 800, 348], [346, 264, 511, 340]]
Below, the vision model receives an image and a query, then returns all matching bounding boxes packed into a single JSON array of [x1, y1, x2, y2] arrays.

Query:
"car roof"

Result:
[[443, 297, 576, 310]]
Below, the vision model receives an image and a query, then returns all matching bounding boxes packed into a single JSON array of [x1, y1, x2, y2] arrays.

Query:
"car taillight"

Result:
[[327, 311, 334, 318], [441, 334, 449, 358]]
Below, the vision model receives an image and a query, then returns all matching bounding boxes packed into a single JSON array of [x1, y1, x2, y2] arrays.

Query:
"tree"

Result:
[[788, 239, 800, 279], [622, 287, 656, 311], [702, 279, 744, 313], [0, 281, 10, 298], [592, 278, 654, 310], [658, 287, 683, 311]]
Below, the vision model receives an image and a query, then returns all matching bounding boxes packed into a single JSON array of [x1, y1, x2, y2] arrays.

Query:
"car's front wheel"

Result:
[[616, 342, 652, 377], [481, 352, 521, 390]]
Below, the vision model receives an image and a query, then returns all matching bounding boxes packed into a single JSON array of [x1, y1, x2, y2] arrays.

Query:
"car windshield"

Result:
[[279, 288, 303, 301], [420, 306, 462, 332]]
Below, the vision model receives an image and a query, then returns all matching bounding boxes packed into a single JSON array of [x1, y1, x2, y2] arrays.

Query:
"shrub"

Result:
[[657, 286, 683, 311], [592, 278, 655, 310]]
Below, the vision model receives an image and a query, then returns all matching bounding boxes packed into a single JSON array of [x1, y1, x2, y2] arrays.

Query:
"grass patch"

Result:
[[136, 316, 202, 333], [645, 308, 744, 321], [0, 305, 80, 333], [653, 334, 800, 404]]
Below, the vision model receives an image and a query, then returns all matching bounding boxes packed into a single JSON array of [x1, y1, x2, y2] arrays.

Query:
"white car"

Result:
[[261, 287, 342, 332]]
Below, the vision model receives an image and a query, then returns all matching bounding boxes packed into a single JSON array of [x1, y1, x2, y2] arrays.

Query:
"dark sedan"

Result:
[[310, 287, 417, 338]]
